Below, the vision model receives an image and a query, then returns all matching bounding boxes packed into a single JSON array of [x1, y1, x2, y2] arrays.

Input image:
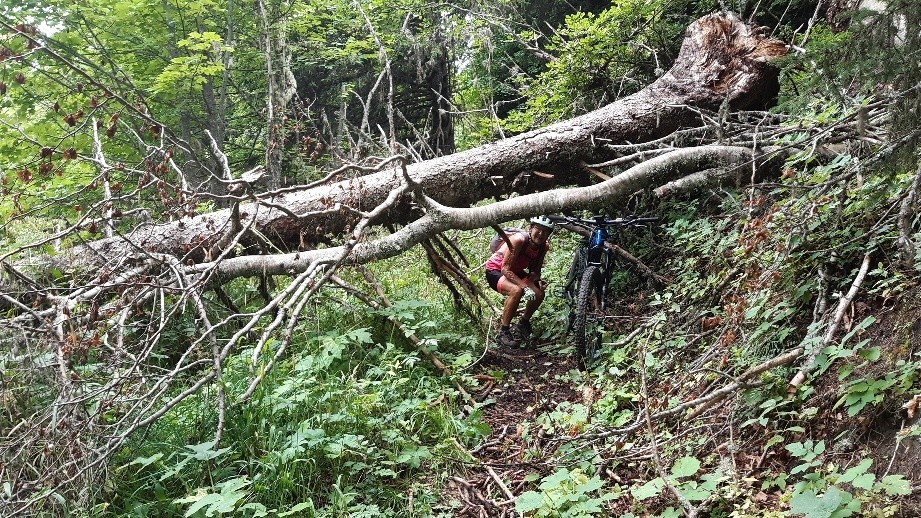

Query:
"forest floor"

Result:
[[446, 339, 584, 517], [442, 295, 921, 517]]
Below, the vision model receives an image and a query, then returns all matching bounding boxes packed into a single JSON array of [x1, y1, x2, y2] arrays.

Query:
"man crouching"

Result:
[[484, 216, 554, 347]]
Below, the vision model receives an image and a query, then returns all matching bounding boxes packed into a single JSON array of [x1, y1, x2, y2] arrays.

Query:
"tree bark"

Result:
[[62, 13, 785, 268], [200, 145, 775, 279]]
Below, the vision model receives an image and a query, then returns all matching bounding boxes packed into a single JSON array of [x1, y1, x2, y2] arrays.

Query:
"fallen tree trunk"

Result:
[[70, 12, 786, 266], [200, 145, 778, 279]]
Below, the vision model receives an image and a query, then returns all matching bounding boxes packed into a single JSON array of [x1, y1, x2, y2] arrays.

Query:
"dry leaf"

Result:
[[902, 395, 921, 419]]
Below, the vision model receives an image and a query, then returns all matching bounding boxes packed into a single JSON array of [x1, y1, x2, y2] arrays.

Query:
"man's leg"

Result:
[[495, 277, 524, 346], [516, 282, 545, 342]]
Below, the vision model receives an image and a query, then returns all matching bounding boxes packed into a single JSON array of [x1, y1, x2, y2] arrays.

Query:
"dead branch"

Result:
[[188, 145, 766, 281], [787, 253, 872, 395], [638, 329, 694, 516], [898, 157, 921, 267]]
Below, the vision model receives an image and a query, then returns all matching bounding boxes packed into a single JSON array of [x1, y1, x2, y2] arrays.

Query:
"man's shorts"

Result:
[[485, 269, 526, 292], [485, 269, 502, 291]]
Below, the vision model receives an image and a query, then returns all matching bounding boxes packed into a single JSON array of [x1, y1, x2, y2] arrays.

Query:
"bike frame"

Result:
[[562, 218, 615, 326], [553, 214, 657, 341], [561, 217, 653, 291]]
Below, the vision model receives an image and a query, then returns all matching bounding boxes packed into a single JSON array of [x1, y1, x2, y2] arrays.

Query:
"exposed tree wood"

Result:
[[193, 145, 776, 280], [0, 145, 782, 313], [64, 13, 786, 268]]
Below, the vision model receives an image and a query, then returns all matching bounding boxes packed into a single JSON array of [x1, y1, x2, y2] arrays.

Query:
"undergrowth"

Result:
[[97, 248, 489, 517], [498, 101, 920, 516]]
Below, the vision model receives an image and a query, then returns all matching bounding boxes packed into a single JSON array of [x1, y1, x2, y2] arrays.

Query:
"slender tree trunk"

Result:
[[258, 0, 297, 190]]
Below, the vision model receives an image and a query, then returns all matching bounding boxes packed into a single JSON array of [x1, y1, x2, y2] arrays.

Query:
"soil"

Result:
[[475, 343, 582, 436], [443, 290, 921, 517], [446, 339, 584, 517]]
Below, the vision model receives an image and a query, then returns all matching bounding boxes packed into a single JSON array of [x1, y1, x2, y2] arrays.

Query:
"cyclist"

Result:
[[484, 216, 554, 347]]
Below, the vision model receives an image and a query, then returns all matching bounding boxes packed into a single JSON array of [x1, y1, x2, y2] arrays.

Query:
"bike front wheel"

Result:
[[573, 265, 605, 370]]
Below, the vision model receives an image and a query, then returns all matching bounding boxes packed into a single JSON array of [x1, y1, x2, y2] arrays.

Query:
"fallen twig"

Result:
[[486, 465, 516, 501], [687, 347, 804, 419], [639, 329, 694, 516], [788, 253, 872, 395]]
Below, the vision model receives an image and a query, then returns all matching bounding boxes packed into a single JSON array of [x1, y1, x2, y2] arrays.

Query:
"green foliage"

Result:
[[537, 401, 591, 435], [502, 0, 680, 131], [515, 467, 613, 517], [782, 448, 912, 518], [628, 456, 726, 506], [154, 31, 230, 95], [174, 476, 250, 517], [4, 2, 921, 517], [104, 289, 483, 517], [834, 359, 915, 417]]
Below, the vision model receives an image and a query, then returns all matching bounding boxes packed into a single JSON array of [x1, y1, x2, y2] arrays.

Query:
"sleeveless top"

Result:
[[485, 235, 548, 275]]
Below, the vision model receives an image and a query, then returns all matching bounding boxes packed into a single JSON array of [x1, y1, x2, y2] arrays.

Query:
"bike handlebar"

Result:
[[547, 214, 658, 230]]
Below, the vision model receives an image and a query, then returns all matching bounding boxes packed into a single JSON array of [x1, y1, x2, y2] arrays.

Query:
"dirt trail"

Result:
[[448, 342, 583, 517]]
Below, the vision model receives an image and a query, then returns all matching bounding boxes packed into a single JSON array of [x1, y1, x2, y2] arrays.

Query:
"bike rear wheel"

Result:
[[573, 265, 604, 370]]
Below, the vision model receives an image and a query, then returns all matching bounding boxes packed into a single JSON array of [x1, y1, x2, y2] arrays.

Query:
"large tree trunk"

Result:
[[73, 13, 785, 266]]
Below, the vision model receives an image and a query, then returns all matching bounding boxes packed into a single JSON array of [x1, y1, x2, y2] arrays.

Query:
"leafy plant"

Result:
[[174, 476, 251, 517], [782, 447, 912, 517], [834, 359, 916, 417], [629, 456, 727, 506], [515, 467, 614, 517]]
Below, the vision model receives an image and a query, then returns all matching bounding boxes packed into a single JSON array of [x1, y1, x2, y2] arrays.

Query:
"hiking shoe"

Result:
[[495, 328, 520, 348], [515, 320, 533, 340]]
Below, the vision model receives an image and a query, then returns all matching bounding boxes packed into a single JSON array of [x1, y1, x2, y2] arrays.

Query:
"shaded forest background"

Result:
[[2, 0, 921, 516]]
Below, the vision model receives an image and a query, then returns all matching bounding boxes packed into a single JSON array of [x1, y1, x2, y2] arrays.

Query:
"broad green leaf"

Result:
[[678, 480, 712, 502], [877, 475, 912, 496], [185, 440, 231, 461], [631, 477, 664, 500], [786, 442, 807, 457], [670, 456, 700, 478], [217, 476, 249, 494], [790, 488, 842, 518], [180, 493, 223, 517], [839, 316, 875, 345], [240, 503, 268, 517], [577, 475, 604, 494], [540, 468, 571, 489], [515, 491, 544, 513], [858, 346, 881, 361], [347, 327, 374, 344], [838, 458, 872, 483], [849, 473, 875, 490], [395, 445, 431, 468], [278, 500, 315, 516], [127, 453, 163, 469]]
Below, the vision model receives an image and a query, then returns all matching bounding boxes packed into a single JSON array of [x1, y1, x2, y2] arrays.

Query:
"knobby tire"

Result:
[[563, 248, 587, 301], [574, 265, 604, 370]]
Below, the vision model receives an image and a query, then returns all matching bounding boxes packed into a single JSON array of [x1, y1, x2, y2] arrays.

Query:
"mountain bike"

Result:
[[549, 214, 657, 369]]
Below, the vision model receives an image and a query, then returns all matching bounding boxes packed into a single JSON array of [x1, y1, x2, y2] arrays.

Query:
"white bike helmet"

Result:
[[530, 215, 555, 230]]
